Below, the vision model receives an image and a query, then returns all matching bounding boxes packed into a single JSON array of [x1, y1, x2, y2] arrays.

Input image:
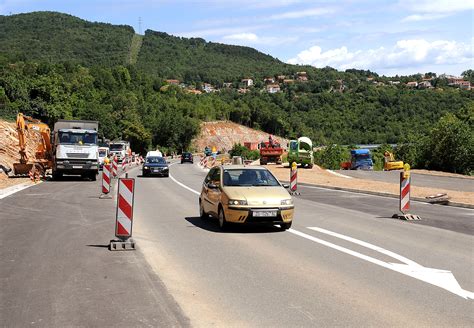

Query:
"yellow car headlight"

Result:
[[228, 199, 248, 206], [281, 199, 293, 205]]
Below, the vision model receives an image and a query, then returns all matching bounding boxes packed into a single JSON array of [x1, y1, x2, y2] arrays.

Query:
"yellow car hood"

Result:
[[224, 186, 290, 206]]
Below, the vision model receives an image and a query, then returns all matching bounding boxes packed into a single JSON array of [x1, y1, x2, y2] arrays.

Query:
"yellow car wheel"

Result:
[[218, 208, 228, 231], [199, 200, 208, 219]]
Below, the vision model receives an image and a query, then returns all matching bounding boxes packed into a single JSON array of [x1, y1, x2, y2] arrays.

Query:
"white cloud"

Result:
[[223, 33, 259, 42], [287, 38, 474, 74], [401, 13, 449, 22], [399, 0, 474, 14], [222, 32, 298, 46], [268, 7, 335, 20]]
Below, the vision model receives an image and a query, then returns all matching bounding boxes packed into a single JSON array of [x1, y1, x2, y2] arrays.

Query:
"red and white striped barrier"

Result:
[[200, 156, 209, 168], [112, 156, 118, 178], [115, 178, 135, 238], [400, 172, 410, 213], [121, 157, 127, 171], [393, 165, 420, 220], [208, 157, 216, 168], [102, 164, 111, 195], [290, 162, 299, 195]]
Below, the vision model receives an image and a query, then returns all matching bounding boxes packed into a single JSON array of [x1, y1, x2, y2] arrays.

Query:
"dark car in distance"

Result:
[[181, 152, 193, 164], [142, 156, 169, 177]]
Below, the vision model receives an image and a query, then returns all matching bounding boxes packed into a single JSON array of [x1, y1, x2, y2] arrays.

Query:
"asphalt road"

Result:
[[132, 162, 474, 326], [0, 171, 189, 327], [1, 163, 473, 327], [336, 169, 474, 192]]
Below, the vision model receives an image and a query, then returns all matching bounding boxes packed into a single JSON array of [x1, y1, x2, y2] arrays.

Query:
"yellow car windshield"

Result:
[[223, 169, 279, 187]]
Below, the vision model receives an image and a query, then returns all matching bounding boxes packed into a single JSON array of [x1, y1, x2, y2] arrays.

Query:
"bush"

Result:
[[229, 143, 260, 160], [314, 144, 350, 169]]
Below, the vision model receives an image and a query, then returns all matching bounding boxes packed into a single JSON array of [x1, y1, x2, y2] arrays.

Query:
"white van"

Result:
[[146, 150, 163, 158]]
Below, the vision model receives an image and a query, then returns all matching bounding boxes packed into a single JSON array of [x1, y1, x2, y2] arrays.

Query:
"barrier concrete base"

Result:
[[99, 193, 112, 199], [392, 213, 421, 221], [109, 238, 136, 251]]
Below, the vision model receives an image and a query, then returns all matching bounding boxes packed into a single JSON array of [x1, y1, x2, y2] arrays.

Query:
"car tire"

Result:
[[52, 171, 63, 180], [218, 208, 228, 231], [199, 201, 208, 219], [90, 172, 97, 181], [280, 222, 292, 230]]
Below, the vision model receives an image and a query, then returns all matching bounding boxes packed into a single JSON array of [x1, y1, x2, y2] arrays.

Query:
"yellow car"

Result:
[[199, 165, 294, 230]]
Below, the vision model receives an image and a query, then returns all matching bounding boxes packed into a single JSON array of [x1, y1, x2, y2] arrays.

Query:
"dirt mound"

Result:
[[0, 119, 43, 179], [192, 121, 289, 152]]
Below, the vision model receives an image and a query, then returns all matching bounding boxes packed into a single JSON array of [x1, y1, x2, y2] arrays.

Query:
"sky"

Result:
[[1, 0, 473, 76]]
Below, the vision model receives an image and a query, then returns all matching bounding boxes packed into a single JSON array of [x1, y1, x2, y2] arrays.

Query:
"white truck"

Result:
[[98, 146, 110, 170], [52, 120, 99, 180], [109, 140, 131, 163]]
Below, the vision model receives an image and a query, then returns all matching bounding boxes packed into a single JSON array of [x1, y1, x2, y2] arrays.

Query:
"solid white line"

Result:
[[326, 169, 353, 179], [168, 163, 200, 196], [0, 182, 40, 200]]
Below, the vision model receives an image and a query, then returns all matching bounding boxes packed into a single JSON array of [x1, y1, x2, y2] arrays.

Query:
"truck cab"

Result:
[[287, 137, 314, 168], [350, 149, 373, 170], [109, 141, 130, 163], [52, 120, 99, 180]]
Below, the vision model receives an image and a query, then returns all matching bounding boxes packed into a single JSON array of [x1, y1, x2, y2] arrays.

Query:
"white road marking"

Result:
[[0, 182, 40, 200], [168, 163, 200, 196], [326, 169, 353, 179], [289, 227, 474, 300], [167, 166, 474, 300]]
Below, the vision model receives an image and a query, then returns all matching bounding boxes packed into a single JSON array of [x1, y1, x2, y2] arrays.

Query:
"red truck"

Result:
[[259, 136, 283, 165]]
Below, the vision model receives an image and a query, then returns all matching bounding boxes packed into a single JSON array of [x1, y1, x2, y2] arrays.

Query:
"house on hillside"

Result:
[[283, 79, 294, 84], [266, 84, 281, 93], [223, 82, 233, 88], [458, 80, 471, 90], [418, 81, 433, 89], [241, 78, 254, 87], [406, 81, 418, 88], [264, 77, 275, 84], [186, 89, 202, 95], [277, 75, 286, 83], [296, 72, 308, 82], [165, 79, 180, 86], [203, 83, 215, 93]]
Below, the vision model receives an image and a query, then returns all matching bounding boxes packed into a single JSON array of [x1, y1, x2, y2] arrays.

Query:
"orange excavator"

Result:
[[13, 113, 53, 176]]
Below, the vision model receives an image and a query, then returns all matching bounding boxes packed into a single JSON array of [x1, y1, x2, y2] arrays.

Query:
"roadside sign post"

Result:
[[393, 164, 420, 220], [109, 177, 136, 250], [290, 162, 300, 195]]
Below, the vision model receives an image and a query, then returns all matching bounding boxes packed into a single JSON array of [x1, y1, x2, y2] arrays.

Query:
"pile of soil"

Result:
[[0, 119, 43, 187], [192, 121, 288, 152]]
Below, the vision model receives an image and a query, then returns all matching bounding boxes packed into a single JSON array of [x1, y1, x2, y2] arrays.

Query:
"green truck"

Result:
[[288, 137, 314, 168]]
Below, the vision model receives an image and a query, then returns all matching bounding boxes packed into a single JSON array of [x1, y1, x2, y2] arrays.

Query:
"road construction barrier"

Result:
[[200, 156, 209, 168], [290, 162, 299, 195], [110, 177, 136, 250], [100, 164, 112, 198], [208, 157, 216, 168], [121, 157, 127, 171], [112, 156, 118, 178], [393, 164, 420, 220]]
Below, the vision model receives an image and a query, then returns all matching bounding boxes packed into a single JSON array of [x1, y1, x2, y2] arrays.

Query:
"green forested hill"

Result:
[[0, 12, 134, 66], [136, 30, 305, 83]]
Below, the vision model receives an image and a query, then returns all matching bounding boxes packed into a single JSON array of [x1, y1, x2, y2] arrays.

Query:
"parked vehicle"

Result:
[[98, 147, 110, 170], [340, 149, 374, 170], [109, 141, 130, 163], [259, 135, 283, 165], [181, 152, 193, 164], [287, 137, 314, 168], [142, 156, 169, 177], [52, 120, 99, 180], [199, 165, 294, 231]]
